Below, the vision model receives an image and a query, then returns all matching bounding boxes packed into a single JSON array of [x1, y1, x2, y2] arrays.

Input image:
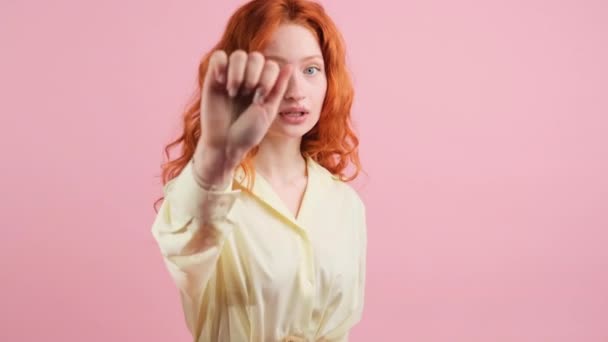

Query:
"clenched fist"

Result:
[[193, 50, 294, 190]]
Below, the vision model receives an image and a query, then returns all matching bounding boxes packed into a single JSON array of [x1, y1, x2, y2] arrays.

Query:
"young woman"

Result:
[[151, 0, 366, 340]]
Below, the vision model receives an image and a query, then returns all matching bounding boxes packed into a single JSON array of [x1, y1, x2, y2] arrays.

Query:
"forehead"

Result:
[[263, 24, 322, 62]]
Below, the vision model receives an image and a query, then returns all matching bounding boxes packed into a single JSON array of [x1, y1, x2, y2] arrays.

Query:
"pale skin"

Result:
[[192, 24, 328, 217]]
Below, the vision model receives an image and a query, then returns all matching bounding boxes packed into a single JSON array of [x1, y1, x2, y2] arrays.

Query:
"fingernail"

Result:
[[228, 88, 236, 97], [253, 88, 264, 104]]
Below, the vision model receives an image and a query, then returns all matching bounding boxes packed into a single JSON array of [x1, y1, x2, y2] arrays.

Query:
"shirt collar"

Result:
[[233, 155, 321, 231]]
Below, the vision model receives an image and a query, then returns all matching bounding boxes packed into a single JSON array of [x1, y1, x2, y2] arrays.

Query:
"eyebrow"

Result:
[[265, 54, 324, 64]]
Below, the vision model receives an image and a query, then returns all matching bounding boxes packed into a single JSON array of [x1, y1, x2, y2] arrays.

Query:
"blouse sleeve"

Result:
[[151, 159, 241, 306]]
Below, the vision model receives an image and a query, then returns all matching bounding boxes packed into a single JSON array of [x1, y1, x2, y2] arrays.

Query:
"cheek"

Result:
[[313, 82, 328, 109]]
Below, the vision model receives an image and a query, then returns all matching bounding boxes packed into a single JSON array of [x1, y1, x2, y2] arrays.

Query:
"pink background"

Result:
[[2, 0, 607, 341]]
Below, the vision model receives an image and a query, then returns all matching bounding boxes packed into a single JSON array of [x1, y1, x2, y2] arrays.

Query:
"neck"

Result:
[[254, 135, 307, 183]]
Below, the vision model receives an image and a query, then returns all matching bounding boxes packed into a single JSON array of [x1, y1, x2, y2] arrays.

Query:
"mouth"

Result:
[[279, 111, 308, 117]]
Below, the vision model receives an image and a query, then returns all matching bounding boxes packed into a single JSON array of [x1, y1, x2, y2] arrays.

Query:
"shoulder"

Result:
[[310, 159, 365, 213]]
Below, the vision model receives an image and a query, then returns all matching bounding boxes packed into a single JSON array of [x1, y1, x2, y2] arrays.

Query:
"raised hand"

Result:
[[193, 50, 294, 190]]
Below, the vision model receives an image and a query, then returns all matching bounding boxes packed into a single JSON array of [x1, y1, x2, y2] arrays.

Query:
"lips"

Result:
[[279, 106, 309, 116], [280, 111, 307, 116]]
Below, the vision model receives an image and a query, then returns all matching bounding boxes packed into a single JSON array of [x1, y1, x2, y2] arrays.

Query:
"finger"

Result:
[[228, 64, 294, 151], [252, 60, 280, 105], [241, 52, 265, 96], [262, 64, 294, 109], [202, 50, 228, 92], [226, 50, 248, 98], [200, 50, 231, 145]]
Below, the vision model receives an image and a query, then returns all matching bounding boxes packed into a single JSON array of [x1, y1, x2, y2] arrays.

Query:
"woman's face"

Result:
[[262, 23, 328, 140]]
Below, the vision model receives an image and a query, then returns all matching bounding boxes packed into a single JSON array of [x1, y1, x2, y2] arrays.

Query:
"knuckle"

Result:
[[211, 49, 227, 61], [265, 60, 279, 71], [248, 51, 264, 64], [230, 49, 247, 62], [209, 51, 226, 69]]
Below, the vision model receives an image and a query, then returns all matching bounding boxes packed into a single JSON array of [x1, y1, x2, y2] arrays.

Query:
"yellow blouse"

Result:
[[151, 156, 367, 341]]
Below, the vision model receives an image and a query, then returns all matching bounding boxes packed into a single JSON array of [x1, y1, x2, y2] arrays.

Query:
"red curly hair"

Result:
[[155, 0, 361, 210]]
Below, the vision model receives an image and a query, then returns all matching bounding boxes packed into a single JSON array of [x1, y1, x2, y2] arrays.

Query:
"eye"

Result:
[[304, 66, 321, 75]]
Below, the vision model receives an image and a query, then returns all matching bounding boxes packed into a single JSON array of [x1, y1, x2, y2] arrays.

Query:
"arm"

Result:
[[151, 159, 241, 303], [151, 49, 292, 335]]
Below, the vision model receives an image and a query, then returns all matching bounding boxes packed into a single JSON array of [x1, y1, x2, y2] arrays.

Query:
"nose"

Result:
[[283, 68, 305, 102]]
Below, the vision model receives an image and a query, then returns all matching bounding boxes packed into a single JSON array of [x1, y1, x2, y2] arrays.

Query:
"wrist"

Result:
[[192, 146, 233, 191]]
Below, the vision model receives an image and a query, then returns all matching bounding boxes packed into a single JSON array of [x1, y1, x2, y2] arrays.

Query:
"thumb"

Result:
[[260, 64, 294, 113]]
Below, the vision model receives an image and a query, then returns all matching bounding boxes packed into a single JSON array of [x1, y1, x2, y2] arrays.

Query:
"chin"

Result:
[[267, 127, 312, 140], [268, 117, 319, 140]]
